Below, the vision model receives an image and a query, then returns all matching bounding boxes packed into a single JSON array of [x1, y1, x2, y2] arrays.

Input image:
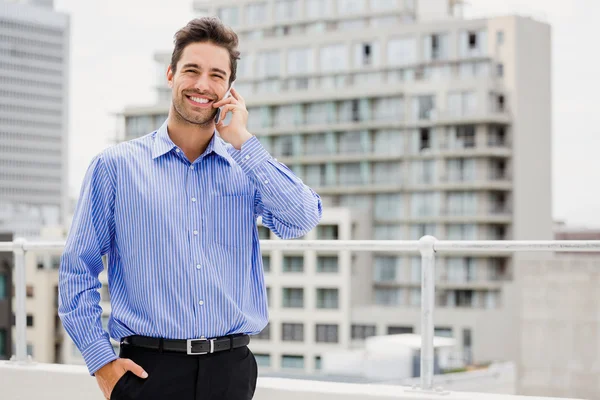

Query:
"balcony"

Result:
[[1, 238, 596, 400]]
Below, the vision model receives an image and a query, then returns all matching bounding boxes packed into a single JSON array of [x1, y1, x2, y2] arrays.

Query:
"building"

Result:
[[0, 232, 13, 361], [0, 0, 70, 238], [119, 0, 552, 385]]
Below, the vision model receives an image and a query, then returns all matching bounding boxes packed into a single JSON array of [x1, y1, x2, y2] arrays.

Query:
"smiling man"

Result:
[[58, 17, 322, 400]]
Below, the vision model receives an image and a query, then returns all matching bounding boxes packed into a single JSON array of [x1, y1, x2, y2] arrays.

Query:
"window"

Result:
[[446, 158, 475, 182], [354, 42, 380, 67], [372, 162, 402, 186], [424, 33, 448, 60], [374, 193, 403, 219], [460, 30, 487, 57], [317, 225, 339, 240], [272, 136, 294, 157], [315, 355, 322, 370], [387, 326, 413, 334], [388, 37, 417, 66], [488, 126, 506, 147], [258, 226, 270, 240], [446, 224, 477, 240], [0, 274, 6, 300], [410, 160, 436, 184], [282, 355, 305, 369], [287, 47, 314, 75], [255, 323, 271, 340], [245, 2, 267, 24], [25, 285, 34, 298], [446, 192, 477, 216], [320, 44, 348, 72], [257, 51, 281, 78], [317, 288, 339, 309], [447, 91, 477, 117], [374, 130, 403, 154], [370, 0, 397, 10], [306, 0, 334, 18], [411, 95, 435, 120], [316, 324, 339, 343], [411, 224, 436, 239], [254, 353, 271, 367], [490, 159, 507, 180], [410, 192, 439, 217], [375, 288, 403, 305], [282, 288, 304, 308], [337, 0, 366, 14], [463, 328, 473, 364], [373, 96, 404, 121], [282, 323, 304, 341], [435, 327, 453, 338], [274, 0, 300, 21], [447, 126, 476, 149], [262, 255, 270, 272], [217, 6, 239, 26], [27, 314, 34, 327], [456, 290, 475, 307], [410, 289, 421, 306], [283, 256, 304, 272], [373, 256, 400, 282], [351, 324, 376, 339], [419, 128, 430, 151], [317, 256, 338, 273], [496, 63, 504, 77], [496, 31, 504, 46]]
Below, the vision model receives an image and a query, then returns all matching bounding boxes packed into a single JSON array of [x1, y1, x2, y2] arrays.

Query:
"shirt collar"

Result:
[[152, 119, 233, 166]]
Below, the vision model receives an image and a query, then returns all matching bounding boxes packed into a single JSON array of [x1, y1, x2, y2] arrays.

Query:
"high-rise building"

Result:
[[0, 0, 70, 238], [120, 0, 552, 379]]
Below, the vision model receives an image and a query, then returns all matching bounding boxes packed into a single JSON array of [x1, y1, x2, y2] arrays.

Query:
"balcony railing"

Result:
[[1, 237, 599, 398]]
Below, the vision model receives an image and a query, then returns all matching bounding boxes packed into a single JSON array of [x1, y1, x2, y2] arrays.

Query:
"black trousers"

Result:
[[109, 341, 258, 400]]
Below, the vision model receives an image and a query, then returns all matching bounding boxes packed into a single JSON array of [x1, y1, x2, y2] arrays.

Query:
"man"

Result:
[[59, 17, 322, 400]]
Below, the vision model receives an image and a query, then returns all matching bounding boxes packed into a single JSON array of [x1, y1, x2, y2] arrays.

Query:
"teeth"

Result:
[[190, 96, 209, 104]]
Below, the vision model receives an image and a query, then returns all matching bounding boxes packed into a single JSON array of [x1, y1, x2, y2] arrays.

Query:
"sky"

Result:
[[53, 0, 599, 227]]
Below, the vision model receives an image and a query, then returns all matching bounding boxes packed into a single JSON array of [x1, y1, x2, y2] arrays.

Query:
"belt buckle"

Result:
[[186, 337, 215, 355]]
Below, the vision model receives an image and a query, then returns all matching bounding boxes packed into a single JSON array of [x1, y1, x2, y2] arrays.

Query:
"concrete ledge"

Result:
[[0, 362, 583, 400]]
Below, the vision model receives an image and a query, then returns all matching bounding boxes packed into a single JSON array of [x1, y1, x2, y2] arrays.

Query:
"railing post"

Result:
[[418, 235, 437, 391], [11, 237, 29, 363]]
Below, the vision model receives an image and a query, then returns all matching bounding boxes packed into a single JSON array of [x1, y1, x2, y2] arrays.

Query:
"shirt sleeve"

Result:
[[58, 154, 118, 376], [230, 136, 322, 239]]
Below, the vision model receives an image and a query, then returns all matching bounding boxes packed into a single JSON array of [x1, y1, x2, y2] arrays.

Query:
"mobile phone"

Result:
[[215, 80, 236, 124]]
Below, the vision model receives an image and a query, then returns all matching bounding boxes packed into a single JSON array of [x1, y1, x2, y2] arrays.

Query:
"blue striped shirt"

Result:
[[58, 119, 322, 375]]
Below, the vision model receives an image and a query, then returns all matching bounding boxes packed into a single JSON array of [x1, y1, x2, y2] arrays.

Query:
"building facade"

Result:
[[0, 0, 70, 238], [120, 0, 552, 379]]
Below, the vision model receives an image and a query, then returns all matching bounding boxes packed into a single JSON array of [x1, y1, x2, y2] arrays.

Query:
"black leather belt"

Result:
[[121, 334, 250, 355]]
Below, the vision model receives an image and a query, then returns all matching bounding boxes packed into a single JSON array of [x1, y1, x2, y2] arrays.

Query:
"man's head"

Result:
[[167, 17, 240, 126]]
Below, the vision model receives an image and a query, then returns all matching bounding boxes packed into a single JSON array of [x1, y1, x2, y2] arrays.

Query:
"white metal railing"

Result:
[[2, 237, 600, 395]]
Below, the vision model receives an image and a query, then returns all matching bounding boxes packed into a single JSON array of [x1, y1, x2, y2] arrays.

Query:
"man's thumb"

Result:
[[122, 359, 148, 379]]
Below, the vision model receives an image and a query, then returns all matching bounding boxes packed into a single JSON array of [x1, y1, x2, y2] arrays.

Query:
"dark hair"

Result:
[[171, 17, 240, 85]]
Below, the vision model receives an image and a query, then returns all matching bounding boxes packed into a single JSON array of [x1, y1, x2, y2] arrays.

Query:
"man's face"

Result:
[[168, 42, 231, 126]]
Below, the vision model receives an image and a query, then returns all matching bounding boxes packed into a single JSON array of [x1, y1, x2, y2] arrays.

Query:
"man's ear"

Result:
[[167, 65, 174, 89]]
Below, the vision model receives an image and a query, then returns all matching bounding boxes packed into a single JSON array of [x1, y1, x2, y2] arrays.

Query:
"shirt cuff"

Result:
[[230, 136, 271, 174], [80, 335, 118, 376]]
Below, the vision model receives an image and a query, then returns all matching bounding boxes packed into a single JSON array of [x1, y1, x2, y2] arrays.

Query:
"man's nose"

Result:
[[193, 74, 211, 92]]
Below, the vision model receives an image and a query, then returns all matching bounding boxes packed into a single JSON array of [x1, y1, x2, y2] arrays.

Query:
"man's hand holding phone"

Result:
[[213, 85, 252, 150]]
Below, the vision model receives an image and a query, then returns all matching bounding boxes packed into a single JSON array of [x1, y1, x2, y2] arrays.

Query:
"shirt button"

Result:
[[196, 264, 202, 270], [244, 155, 250, 161], [264, 179, 270, 184], [193, 230, 199, 235], [175, 148, 181, 153], [191, 197, 197, 202], [198, 300, 204, 306], [189, 165, 195, 170]]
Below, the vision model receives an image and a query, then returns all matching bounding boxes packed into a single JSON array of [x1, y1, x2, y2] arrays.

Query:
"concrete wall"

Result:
[[518, 256, 600, 400]]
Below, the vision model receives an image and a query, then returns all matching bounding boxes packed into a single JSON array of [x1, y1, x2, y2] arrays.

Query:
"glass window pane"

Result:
[[388, 37, 417, 66]]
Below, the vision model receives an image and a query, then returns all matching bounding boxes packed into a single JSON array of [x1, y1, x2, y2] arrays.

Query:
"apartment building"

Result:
[[0, 0, 70, 238], [119, 0, 552, 376]]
